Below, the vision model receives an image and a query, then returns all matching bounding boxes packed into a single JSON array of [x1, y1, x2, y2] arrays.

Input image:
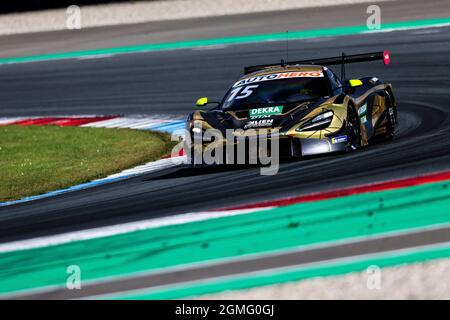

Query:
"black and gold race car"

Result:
[[186, 51, 397, 164]]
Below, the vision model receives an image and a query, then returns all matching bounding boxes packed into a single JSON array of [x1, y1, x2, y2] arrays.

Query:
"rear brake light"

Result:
[[383, 50, 391, 65]]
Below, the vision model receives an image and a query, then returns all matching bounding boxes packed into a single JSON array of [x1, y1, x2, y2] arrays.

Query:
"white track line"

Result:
[[81, 117, 176, 129], [81, 118, 127, 128], [0, 117, 28, 125], [104, 156, 184, 179], [0, 207, 271, 253]]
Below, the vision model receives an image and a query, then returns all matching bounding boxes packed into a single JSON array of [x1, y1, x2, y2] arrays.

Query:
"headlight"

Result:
[[296, 111, 333, 132], [311, 111, 333, 122]]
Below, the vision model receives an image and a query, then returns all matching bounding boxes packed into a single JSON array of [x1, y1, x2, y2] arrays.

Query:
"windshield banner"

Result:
[[233, 71, 324, 88]]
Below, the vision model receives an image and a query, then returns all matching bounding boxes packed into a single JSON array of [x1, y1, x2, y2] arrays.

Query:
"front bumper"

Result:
[[186, 133, 348, 165]]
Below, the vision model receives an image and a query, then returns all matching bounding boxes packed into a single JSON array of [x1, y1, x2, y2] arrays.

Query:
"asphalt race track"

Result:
[[1, 25, 450, 247]]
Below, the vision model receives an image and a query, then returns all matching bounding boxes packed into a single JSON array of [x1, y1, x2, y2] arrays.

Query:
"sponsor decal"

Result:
[[331, 135, 348, 144], [233, 71, 324, 88], [249, 106, 284, 119], [359, 103, 367, 116], [361, 115, 367, 124], [244, 119, 274, 129]]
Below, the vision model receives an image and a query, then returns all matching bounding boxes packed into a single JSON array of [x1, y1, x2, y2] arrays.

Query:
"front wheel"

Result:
[[346, 105, 361, 151]]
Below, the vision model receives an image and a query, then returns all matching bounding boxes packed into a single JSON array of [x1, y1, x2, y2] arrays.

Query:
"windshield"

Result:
[[221, 75, 330, 110]]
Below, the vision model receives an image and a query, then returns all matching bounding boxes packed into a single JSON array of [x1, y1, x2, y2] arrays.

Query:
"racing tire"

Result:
[[346, 105, 362, 152], [383, 91, 396, 141]]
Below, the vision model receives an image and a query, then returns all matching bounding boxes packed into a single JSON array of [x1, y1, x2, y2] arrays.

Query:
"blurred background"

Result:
[[0, 0, 129, 13]]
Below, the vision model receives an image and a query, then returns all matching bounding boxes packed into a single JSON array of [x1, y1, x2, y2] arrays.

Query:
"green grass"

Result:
[[0, 125, 176, 202]]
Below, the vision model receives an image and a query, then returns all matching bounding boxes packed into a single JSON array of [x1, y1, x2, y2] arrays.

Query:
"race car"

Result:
[[186, 51, 397, 165]]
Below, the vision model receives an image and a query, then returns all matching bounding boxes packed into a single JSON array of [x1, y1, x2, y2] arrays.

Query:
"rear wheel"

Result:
[[346, 105, 361, 151], [383, 92, 396, 140]]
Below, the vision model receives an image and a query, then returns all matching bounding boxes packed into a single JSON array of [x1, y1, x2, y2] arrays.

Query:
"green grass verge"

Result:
[[0, 125, 175, 202]]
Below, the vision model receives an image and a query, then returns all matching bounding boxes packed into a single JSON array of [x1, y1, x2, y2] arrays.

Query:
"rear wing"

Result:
[[243, 51, 391, 79]]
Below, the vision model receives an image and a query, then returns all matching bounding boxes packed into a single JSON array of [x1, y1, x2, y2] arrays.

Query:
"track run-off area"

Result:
[[1, 8, 450, 298]]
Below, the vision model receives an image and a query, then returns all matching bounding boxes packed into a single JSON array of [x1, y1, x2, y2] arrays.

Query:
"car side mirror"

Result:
[[348, 79, 363, 87], [196, 97, 208, 107]]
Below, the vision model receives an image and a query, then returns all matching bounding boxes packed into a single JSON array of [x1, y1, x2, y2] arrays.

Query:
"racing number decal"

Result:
[[237, 85, 259, 99], [227, 85, 259, 102]]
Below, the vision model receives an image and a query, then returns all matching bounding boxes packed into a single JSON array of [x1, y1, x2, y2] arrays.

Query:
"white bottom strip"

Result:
[[0, 207, 273, 253], [103, 156, 185, 179]]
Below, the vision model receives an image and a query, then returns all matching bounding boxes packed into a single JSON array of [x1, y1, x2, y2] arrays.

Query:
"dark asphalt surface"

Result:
[[1, 26, 450, 243], [1, 0, 450, 117]]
